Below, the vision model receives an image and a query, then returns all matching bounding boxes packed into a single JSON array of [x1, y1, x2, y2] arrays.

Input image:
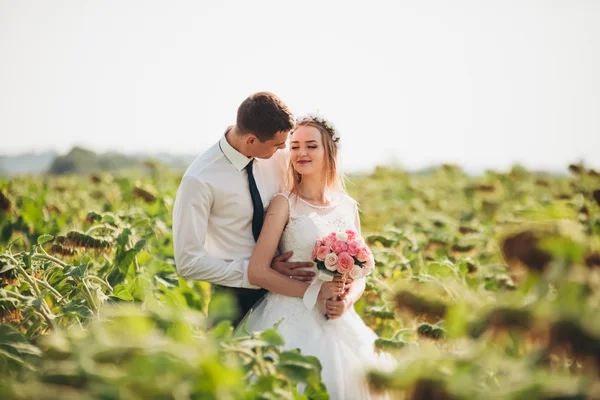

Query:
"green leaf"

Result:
[[64, 263, 89, 279], [207, 291, 238, 326], [278, 350, 322, 382], [112, 284, 134, 301], [0, 324, 30, 344], [101, 213, 117, 225], [61, 303, 93, 319], [31, 297, 45, 312], [115, 240, 147, 276], [367, 235, 399, 248], [426, 261, 458, 278], [259, 329, 285, 347], [0, 348, 37, 370], [0, 263, 16, 274], [86, 211, 102, 222], [303, 383, 330, 400], [210, 321, 233, 340], [445, 303, 468, 338], [539, 236, 585, 265], [0, 342, 42, 357], [127, 276, 151, 301], [37, 234, 54, 245], [116, 228, 132, 249]]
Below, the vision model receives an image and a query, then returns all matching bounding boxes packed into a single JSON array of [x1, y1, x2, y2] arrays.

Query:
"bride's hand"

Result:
[[333, 275, 353, 294], [326, 297, 352, 319], [318, 281, 344, 300]]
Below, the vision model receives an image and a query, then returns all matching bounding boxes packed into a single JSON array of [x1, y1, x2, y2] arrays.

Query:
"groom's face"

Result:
[[248, 130, 289, 159]]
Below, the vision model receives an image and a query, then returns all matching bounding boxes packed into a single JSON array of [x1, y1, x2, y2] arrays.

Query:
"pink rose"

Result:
[[324, 235, 335, 247], [347, 241, 361, 256], [324, 253, 338, 271], [336, 252, 354, 274], [331, 240, 348, 254], [316, 245, 330, 261], [310, 244, 318, 260], [346, 230, 357, 241], [356, 247, 370, 263], [365, 255, 375, 269], [349, 265, 363, 280]]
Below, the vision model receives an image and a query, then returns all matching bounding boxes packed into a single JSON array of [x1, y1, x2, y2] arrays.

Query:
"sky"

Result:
[[1, 0, 599, 173]]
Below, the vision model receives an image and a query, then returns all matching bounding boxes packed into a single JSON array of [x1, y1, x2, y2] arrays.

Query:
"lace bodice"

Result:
[[274, 192, 359, 277]]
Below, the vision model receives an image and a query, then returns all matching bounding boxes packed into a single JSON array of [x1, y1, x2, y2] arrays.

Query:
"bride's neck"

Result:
[[297, 175, 329, 203]]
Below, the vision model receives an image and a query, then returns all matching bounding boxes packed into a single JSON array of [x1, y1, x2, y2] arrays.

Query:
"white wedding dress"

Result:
[[242, 192, 393, 400]]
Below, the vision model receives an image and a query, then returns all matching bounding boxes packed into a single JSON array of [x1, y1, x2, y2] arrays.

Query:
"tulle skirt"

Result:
[[239, 293, 395, 400]]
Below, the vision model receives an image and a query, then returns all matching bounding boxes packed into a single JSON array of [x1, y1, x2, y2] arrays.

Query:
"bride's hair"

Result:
[[286, 118, 345, 196]]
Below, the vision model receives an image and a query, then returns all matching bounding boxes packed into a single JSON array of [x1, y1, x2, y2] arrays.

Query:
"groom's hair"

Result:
[[236, 92, 295, 142]]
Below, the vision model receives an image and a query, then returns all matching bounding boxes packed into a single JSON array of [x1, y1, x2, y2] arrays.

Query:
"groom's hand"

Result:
[[271, 251, 315, 282]]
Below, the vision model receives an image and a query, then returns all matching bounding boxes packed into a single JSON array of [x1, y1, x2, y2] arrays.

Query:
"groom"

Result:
[[172, 92, 318, 325]]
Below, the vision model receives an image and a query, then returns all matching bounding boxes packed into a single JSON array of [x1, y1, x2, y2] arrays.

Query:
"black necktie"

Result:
[[245, 160, 264, 242]]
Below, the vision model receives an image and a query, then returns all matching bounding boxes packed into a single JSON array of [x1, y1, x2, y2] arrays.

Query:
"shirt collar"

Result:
[[219, 134, 254, 172]]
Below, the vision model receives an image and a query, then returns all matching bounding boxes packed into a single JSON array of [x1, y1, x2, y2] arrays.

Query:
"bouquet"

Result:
[[311, 229, 375, 280], [302, 229, 375, 314]]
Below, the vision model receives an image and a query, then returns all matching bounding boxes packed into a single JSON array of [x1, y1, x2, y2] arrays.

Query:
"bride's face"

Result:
[[290, 125, 325, 177]]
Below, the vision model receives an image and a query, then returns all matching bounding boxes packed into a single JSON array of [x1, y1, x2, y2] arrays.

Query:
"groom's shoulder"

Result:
[[182, 141, 224, 180]]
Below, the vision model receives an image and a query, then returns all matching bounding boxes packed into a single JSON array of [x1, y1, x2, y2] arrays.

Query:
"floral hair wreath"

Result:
[[293, 113, 341, 148]]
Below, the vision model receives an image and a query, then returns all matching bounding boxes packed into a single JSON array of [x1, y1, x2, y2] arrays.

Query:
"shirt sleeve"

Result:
[[172, 175, 260, 289]]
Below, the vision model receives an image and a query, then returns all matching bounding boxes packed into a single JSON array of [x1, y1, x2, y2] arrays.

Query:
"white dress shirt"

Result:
[[173, 134, 287, 289]]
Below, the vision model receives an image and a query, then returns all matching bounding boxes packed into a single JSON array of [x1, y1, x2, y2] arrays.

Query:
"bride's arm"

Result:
[[248, 195, 333, 298]]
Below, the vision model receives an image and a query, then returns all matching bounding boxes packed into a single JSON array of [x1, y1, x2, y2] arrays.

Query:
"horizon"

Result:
[[0, 145, 586, 175]]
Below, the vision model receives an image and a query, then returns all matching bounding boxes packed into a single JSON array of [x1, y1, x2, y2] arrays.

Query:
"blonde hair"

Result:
[[286, 119, 345, 196]]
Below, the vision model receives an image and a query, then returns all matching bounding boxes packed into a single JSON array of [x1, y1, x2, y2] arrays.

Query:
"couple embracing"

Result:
[[173, 92, 390, 399]]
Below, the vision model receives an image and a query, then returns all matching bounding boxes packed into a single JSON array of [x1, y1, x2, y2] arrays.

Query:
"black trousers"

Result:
[[212, 285, 267, 327]]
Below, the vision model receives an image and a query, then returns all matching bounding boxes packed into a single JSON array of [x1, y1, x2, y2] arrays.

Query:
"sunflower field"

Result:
[[1, 162, 599, 399]]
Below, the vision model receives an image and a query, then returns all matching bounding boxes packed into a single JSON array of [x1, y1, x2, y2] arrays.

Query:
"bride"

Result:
[[242, 115, 390, 399]]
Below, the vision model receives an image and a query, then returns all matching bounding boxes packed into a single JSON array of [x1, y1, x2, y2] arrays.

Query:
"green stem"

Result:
[[41, 312, 57, 331], [32, 277, 65, 302], [33, 253, 68, 268], [0, 290, 34, 301], [39, 301, 58, 330], [3, 289, 57, 330], [254, 346, 267, 375], [85, 224, 118, 235], [87, 275, 112, 291], [81, 279, 98, 312], [15, 264, 41, 298], [222, 346, 256, 359]]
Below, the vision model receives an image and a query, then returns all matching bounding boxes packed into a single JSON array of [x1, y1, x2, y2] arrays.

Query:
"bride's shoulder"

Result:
[[271, 191, 292, 201], [270, 192, 293, 210], [339, 192, 358, 208]]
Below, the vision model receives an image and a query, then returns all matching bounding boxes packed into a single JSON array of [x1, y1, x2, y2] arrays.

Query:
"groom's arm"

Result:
[[173, 176, 259, 289]]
